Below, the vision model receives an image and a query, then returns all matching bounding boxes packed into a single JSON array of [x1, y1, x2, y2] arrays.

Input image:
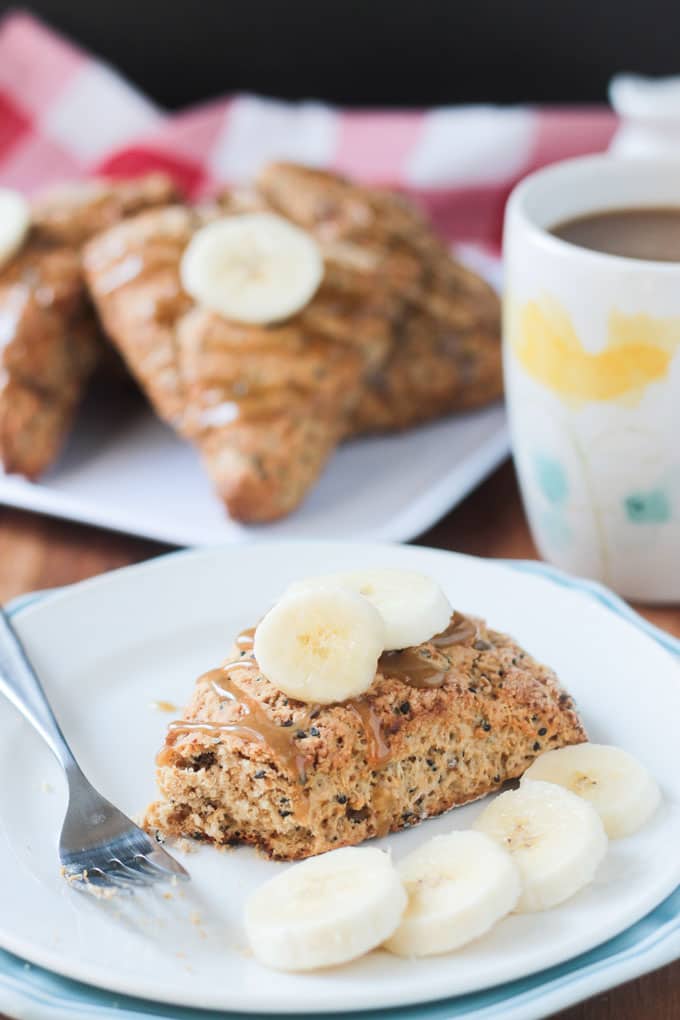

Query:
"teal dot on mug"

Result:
[[624, 489, 671, 524], [535, 455, 569, 506], [540, 508, 572, 548]]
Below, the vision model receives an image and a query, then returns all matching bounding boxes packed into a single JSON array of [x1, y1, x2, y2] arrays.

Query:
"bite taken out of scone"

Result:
[[0, 175, 180, 479], [145, 569, 586, 861]]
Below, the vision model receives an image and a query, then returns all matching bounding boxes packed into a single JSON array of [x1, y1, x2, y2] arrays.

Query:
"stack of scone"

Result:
[[0, 165, 502, 520]]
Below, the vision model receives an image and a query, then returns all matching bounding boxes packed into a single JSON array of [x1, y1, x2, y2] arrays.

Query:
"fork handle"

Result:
[[0, 607, 78, 771]]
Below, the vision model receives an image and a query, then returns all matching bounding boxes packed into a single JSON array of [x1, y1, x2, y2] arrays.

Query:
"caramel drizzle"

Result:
[[379, 612, 477, 689]]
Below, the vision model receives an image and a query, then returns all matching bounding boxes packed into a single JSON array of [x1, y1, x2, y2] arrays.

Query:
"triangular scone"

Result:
[[145, 613, 586, 861], [252, 162, 502, 433], [84, 206, 398, 522], [0, 174, 179, 478]]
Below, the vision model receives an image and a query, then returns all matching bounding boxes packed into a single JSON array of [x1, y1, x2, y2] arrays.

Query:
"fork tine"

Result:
[[132, 857, 170, 881], [89, 867, 143, 891], [64, 867, 130, 895], [139, 848, 191, 881], [133, 853, 189, 883], [107, 859, 153, 885]]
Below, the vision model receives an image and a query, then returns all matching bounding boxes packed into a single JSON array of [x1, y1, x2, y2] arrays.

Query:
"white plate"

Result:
[[0, 247, 507, 546], [0, 397, 508, 546], [0, 542, 678, 1015]]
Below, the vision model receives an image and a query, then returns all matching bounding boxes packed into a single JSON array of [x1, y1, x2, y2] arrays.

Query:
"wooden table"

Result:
[[0, 459, 678, 1020]]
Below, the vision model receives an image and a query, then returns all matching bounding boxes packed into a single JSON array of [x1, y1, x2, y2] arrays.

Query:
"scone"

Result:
[[252, 162, 503, 433], [146, 612, 586, 861], [0, 174, 179, 478], [83, 206, 398, 522]]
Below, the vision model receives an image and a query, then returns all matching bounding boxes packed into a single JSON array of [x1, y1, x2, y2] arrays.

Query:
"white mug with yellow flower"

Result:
[[504, 156, 680, 601]]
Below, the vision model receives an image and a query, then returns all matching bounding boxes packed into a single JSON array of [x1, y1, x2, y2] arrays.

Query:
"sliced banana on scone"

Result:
[[180, 211, 323, 324], [245, 846, 406, 971], [523, 743, 661, 839], [254, 587, 386, 703], [288, 568, 452, 650], [384, 830, 520, 957], [0, 188, 29, 270], [474, 780, 607, 912]]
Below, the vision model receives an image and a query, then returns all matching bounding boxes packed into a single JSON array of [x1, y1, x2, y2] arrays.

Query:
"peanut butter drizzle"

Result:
[[165, 617, 479, 793], [165, 616, 481, 798], [379, 649, 448, 689], [166, 625, 318, 792], [431, 612, 478, 648], [379, 612, 478, 689], [235, 627, 256, 649], [371, 781, 400, 837], [164, 626, 396, 788], [167, 662, 313, 786], [347, 700, 391, 767], [150, 700, 179, 713], [211, 669, 316, 786]]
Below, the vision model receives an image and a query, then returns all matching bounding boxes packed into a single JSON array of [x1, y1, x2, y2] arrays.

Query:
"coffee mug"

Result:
[[503, 155, 680, 602]]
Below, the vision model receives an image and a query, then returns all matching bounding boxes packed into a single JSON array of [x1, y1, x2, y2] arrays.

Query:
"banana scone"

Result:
[[0, 174, 179, 478], [83, 206, 397, 522], [146, 611, 586, 861], [249, 162, 503, 433]]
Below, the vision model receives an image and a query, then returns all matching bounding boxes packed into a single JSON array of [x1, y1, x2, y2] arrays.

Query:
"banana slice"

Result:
[[474, 780, 607, 912], [523, 743, 661, 839], [180, 212, 323, 324], [288, 568, 452, 651], [0, 188, 29, 270], [384, 831, 520, 957], [245, 846, 406, 971], [254, 587, 385, 704]]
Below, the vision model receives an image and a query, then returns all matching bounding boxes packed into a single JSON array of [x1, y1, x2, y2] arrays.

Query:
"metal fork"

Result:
[[0, 606, 189, 892]]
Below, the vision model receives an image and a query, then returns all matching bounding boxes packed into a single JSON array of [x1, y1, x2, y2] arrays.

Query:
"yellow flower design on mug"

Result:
[[512, 297, 680, 404]]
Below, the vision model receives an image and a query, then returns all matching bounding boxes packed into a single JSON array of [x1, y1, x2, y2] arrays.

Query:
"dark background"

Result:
[[0, 0, 678, 109]]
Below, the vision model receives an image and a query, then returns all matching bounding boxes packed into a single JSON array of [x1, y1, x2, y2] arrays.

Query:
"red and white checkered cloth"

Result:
[[0, 11, 617, 249]]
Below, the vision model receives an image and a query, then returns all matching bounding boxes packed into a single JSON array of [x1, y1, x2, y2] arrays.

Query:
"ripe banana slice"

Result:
[[523, 743, 661, 839], [0, 188, 29, 270], [180, 212, 323, 324], [245, 846, 406, 971], [384, 830, 520, 957], [288, 568, 452, 651], [474, 780, 607, 912], [254, 587, 386, 704]]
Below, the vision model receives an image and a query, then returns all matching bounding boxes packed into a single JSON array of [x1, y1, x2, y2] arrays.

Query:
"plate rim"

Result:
[[0, 549, 679, 1020]]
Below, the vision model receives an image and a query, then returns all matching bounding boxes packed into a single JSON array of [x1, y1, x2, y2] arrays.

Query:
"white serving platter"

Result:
[[0, 247, 507, 546]]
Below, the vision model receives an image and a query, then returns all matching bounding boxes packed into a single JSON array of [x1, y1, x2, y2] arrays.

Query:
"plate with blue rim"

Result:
[[0, 542, 679, 1020]]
